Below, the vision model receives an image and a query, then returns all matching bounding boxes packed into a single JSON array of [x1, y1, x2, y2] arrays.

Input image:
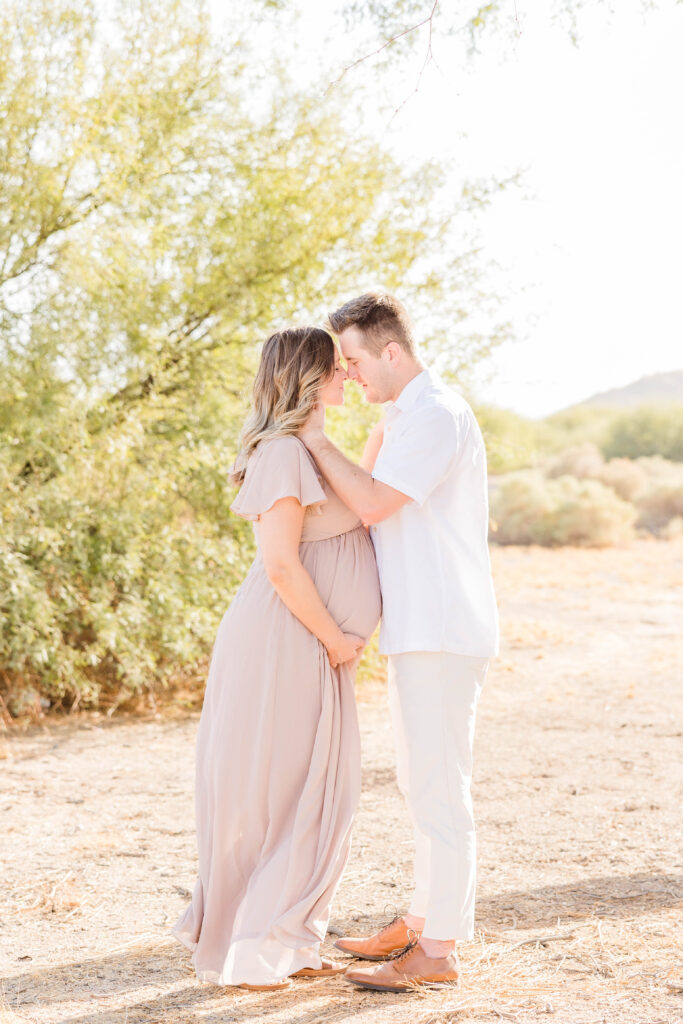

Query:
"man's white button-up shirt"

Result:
[[370, 368, 499, 658]]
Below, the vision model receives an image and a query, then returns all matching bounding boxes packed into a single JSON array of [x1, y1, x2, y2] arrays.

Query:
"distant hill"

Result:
[[574, 371, 683, 409]]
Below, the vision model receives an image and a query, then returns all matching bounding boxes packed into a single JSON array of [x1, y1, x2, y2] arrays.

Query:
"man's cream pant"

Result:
[[388, 651, 489, 941]]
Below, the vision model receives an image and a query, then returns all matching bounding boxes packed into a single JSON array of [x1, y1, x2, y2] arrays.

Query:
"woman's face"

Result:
[[317, 347, 348, 407]]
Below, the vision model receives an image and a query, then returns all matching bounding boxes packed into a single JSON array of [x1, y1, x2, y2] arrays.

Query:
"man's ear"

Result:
[[383, 341, 402, 365]]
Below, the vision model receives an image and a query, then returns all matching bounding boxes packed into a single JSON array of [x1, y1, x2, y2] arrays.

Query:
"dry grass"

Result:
[[7, 873, 81, 919], [1, 912, 680, 1024], [1, 540, 682, 1024]]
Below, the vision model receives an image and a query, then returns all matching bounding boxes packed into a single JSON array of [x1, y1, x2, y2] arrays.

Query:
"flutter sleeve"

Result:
[[230, 436, 327, 521]]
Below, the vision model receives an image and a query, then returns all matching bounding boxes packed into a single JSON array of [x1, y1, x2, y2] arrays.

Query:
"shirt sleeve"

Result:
[[230, 436, 327, 521], [372, 405, 468, 506]]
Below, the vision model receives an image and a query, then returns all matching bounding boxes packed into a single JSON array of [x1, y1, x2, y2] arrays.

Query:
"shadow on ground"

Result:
[[1, 942, 401, 1024], [329, 871, 683, 936], [474, 870, 682, 930], [3, 871, 680, 1024]]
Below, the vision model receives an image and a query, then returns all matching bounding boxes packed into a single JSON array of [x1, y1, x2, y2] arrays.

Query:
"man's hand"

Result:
[[299, 401, 325, 446]]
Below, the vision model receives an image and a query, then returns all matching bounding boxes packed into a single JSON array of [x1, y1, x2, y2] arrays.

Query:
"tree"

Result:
[[339, 0, 661, 64], [0, 0, 503, 714]]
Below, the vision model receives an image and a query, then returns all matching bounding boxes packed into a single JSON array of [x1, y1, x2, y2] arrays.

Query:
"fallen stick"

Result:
[[492, 1007, 520, 1022], [510, 931, 575, 950]]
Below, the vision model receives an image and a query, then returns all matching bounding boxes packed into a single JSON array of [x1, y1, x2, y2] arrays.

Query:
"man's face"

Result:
[[338, 325, 395, 404]]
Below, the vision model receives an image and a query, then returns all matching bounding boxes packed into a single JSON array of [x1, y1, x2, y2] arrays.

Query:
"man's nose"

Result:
[[346, 365, 359, 380]]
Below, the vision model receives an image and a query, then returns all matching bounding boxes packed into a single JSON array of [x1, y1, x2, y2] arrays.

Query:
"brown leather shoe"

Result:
[[291, 957, 347, 978], [334, 916, 419, 960], [344, 943, 459, 992]]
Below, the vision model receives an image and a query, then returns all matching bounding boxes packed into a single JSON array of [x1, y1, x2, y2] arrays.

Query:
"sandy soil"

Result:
[[1, 540, 682, 1024]]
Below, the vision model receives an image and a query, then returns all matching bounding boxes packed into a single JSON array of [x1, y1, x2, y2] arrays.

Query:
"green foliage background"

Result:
[[1, 0, 680, 717], [476, 403, 683, 474], [0, 0, 502, 715]]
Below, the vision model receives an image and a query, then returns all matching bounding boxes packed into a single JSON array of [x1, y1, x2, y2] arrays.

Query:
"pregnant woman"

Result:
[[173, 326, 381, 990]]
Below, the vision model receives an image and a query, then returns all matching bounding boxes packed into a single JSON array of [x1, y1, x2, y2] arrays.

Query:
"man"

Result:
[[299, 292, 499, 993]]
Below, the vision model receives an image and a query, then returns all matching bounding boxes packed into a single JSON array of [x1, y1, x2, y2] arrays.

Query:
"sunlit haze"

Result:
[[210, 0, 683, 417]]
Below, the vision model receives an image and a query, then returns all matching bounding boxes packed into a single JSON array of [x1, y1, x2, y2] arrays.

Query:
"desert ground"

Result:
[[1, 540, 682, 1024]]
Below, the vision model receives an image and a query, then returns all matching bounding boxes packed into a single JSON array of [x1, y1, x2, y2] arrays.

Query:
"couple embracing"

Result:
[[173, 293, 499, 993]]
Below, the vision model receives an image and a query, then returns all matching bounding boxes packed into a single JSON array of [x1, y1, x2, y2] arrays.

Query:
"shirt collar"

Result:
[[391, 368, 432, 414]]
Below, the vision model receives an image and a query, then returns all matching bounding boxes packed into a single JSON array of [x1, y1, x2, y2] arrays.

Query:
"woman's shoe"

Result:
[[237, 979, 291, 990], [291, 957, 347, 978]]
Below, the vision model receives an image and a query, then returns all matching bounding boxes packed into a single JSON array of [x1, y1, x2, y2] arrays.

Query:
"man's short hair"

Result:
[[327, 292, 417, 358]]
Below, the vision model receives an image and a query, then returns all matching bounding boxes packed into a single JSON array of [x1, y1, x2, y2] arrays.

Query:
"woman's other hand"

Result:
[[369, 417, 386, 444], [325, 632, 365, 668], [359, 417, 386, 472], [299, 401, 325, 444]]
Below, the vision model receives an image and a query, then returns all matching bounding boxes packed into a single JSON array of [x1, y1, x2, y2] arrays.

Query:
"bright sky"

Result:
[[212, 0, 683, 417], [398, 0, 683, 417]]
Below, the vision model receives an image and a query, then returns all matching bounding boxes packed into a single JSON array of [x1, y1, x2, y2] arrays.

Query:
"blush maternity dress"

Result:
[[173, 435, 381, 986]]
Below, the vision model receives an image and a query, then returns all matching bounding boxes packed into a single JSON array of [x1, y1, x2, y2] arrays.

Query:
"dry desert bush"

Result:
[[492, 443, 683, 545], [631, 459, 683, 532], [662, 514, 683, 539], [490, 471, 636, 547], [598, 456, 650, 501], [545, 441, 605, 480]]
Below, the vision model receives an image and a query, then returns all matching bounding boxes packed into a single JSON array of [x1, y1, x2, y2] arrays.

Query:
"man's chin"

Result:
[[362, 388, 381, 404]]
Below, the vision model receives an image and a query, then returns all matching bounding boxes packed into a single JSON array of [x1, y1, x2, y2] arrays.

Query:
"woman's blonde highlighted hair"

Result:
[[230, 326, 336, 485]]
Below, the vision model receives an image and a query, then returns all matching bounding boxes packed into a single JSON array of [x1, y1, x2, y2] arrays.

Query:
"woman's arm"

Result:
[[257, 497, 364, 668]]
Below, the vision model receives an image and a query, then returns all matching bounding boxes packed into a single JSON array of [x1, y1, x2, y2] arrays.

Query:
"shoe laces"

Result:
[[387, 934, 419, 963], [377, 914, 403, 936]]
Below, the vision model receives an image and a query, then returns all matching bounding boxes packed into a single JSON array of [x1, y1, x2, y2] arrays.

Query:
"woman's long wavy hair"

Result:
[[230, 327, 336, 485]]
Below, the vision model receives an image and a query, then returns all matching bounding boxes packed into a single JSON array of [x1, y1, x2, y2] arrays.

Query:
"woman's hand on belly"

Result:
[[326, 632, 365, 668]]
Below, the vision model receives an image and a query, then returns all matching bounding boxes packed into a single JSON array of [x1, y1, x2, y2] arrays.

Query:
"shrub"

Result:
[[635, 484, 683, 534], [542, 406, 619, 453], [602, 405, 683, 462], [623, 458, 683, 534], [635, 455, 683, 484], [473, 405, 545, 473], [490, 471, 636, 547], [598, 458, 649, 501], [662, 516, 683, 540], [545, 442, 604, 480], [489, 471, 556, 545], [547, 477, 636, 547], [0, 428, 252, 715]]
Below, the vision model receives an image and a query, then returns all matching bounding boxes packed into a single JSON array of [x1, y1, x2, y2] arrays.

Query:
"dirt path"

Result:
[[2, 540, 682, 1024]]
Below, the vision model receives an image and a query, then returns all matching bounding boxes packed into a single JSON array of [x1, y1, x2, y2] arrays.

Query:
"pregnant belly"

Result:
[[300, 526, 381, 640]]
